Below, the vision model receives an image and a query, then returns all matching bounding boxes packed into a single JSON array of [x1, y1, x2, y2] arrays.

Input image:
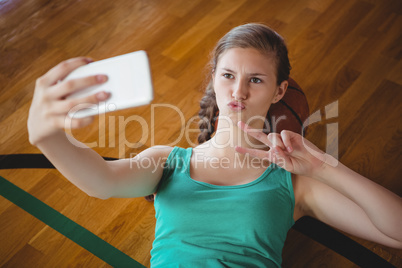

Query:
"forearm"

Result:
[[36, 131, 114, 199], [314, 159, 402, 242]]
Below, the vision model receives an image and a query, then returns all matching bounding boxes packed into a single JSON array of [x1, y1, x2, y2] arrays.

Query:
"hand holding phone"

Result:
[[65, 50, 153, 118]]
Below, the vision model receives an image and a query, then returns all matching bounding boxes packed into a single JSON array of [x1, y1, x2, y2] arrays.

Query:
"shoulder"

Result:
[[135, 145, 175, 159], [149, 145, 175, 155], [105, 146, 176, 198], [128, 146, 176, 173]]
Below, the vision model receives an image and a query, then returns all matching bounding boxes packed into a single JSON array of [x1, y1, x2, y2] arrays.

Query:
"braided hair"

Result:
[[197, 80, 219, 144], [197, 23, 291, 143]]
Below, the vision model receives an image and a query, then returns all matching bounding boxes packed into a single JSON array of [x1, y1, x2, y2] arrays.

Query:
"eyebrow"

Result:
[[221, 67, 268, 76]]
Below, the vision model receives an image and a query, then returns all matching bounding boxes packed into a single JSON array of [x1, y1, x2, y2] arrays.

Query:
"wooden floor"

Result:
[[0, 0, 401, 267]]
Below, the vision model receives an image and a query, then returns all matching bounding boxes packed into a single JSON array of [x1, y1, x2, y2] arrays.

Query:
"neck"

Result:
[[202, 116, 267, 158]]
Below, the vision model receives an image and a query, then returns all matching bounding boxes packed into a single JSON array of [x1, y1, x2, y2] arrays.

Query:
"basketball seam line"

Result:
[[287, 85, 305, 95], [278, 99, 303, 126]]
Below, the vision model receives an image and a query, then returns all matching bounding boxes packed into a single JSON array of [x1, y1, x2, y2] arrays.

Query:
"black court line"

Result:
[[0, 154, 396, 268], [293, 217, 395, 267], [0, 154, 118, 169]]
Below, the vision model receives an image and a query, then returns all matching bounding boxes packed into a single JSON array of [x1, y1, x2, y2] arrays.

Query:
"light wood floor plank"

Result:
[[0, 0, 401, 266]]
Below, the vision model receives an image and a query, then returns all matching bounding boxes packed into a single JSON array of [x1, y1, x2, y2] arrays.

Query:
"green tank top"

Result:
[[151, 147, 295, 267]]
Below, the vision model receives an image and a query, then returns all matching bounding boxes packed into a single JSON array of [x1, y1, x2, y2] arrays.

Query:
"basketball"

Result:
[[267, 78, 309, 136]]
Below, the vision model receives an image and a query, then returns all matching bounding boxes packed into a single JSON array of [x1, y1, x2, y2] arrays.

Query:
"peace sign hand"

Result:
[[235, 121, 337, 178]]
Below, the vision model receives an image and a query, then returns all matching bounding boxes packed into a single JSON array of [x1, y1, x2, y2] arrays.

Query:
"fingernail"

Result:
[[85, 58, 94, 63], [287, 146, 292, 152], [97, 75, 108, 82], [84, 117, 94, 123], [96, 91, 110, 100]]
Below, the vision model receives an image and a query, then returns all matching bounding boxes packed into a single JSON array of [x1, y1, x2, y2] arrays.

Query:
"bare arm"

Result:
[[28, 57, 171, 199], [36, 133, 172, 199], [236, 122, 402, 248], [304, 160, 402, 247], [295, 174, 402, 249]]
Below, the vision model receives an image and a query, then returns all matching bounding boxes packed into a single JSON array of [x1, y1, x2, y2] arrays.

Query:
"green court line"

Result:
[[0, 176, 145, 268]]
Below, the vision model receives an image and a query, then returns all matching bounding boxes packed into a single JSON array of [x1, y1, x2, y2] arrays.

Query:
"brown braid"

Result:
[[197, 80, 219, 144]]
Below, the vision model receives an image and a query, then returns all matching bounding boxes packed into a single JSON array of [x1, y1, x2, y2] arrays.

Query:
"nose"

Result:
[[232, 79, 248, 100]]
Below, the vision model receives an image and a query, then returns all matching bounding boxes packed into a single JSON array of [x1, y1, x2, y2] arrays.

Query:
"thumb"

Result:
[[280, 130, 298, 153]]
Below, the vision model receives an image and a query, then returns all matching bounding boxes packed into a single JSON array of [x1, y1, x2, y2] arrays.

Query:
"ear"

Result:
[[211, 70, 217, 94], [272, 80, 288, 104]]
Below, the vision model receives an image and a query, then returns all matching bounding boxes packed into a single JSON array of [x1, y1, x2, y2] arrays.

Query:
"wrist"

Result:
[[31, 129, 65, 148], [312, 153, 340, 181]]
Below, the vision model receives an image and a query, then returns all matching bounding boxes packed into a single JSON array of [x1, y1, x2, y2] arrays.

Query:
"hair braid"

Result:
[[198, 80, 219, 144]]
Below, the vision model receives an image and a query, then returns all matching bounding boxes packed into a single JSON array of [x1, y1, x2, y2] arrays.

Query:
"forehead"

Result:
[[216, 47, 276, 75]]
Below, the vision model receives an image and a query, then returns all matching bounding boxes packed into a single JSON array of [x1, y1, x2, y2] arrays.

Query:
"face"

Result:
[[213, 47, 287, 129]]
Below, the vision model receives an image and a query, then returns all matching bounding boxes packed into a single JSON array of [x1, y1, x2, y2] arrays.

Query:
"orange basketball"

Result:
[[267, 78, 309, 136]]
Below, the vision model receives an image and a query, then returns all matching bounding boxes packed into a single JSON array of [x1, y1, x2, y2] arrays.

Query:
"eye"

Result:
[[250, 77, 262, 83], [223, 73, 234, 79]]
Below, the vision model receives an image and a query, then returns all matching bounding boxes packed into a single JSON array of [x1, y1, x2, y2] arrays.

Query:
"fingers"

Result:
[[265, 130, 297, 153], [235, 145, 291, 170], [237, 121, 300, 171], [238, 121, 304, 155], [279, 130, 293, 153], [271, 146, 294, 171], [63, 115, 95, 129], [238, 121, 291, 152], [237, 121, 273, 148], [49, 74, 108, 99], [49, 91, 111, 115], [267, 133, 284, 150], [37, 57, 94, 87]]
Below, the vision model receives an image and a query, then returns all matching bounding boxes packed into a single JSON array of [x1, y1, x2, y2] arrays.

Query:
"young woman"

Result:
[[28, 23, 402, 267]]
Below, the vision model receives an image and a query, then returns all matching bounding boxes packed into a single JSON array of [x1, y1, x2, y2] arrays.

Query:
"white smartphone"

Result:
[[65, 50, 153, 118]]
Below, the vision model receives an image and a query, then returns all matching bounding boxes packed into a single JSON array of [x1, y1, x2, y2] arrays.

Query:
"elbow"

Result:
[[86, 174, 115, 200], [88, 192, 110, 200], [382, 238, 402, 250], [86, 190, 112, 200], [388, 241, 402, 250]]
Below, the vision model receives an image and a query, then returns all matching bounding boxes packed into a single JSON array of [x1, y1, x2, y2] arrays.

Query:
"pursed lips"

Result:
[[228, 101, 245, 111]]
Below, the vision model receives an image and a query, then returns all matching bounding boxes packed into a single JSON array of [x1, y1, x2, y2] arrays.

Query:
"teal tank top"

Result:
[[151, 147, 295, 267]]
